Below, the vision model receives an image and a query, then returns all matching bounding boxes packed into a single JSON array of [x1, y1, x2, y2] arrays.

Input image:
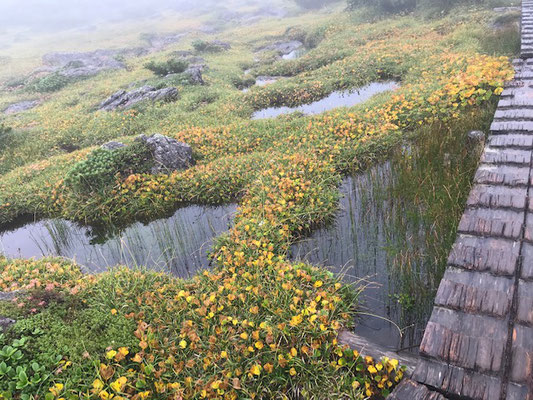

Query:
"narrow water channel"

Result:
[[0, 204, 237, 277], [252, 81, 398, 119]]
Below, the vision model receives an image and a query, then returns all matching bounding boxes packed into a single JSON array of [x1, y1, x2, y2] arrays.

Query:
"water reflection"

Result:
[[291, 128, 481, 351], [0, 204, 237, 278], [252, 81, 398, 119], [291, 164, 408, 350]]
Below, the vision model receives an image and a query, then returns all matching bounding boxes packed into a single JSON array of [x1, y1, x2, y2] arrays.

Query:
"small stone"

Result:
[[101, 141, 126, 151], [0, 317, 15, 332]]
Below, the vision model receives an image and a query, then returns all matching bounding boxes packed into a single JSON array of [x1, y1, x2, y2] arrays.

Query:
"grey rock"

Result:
[[257, 40, 303, 57], [101, 141, 126, 150], [0, 317, 15, 332], [494, 6, 521, 13], [3, 100, 40, 115], [136, 133, 194, 174], [144, 33, 186, 50], [210, 40, 231, 50], [255, 76, 282, 86], [0, 290, 24, 302], [35, 48, 148, 80], [99, 86, 179, 111], [172, 50, 194, 58], [184, 65, 205, 85]]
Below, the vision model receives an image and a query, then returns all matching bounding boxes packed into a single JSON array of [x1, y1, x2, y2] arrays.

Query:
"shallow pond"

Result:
[[292, 129, 481, 351], [252, 81, 398, 120], [0, 204, 237, 278], [242, 76, 282, 93], [292, 164, 407, 350]]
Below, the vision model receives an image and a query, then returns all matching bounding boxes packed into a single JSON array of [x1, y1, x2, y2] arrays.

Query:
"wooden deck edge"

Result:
[[387, 379, 449, 400], [337, 330, 419, 374]]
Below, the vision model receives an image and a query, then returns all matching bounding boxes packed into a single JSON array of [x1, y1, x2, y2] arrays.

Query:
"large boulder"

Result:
[[99, 86, 179, 111], [136, 133, 194, 174]]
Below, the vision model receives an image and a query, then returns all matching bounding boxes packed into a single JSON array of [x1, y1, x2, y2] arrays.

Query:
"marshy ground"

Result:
[[0, 0, 521, 398]]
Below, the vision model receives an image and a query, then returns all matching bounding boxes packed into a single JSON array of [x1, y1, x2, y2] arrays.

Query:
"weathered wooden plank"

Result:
[[412, 358, 502, 400], [516, 280, 533, 325], [448, 235, 520, 276], [419, 308, 508, 373], [491, 121, 533, 132], [435, 268, 513, 317], [521, 243, 533, 279], [480, 148, 531, 165], [337, 330, 418, 374], [494, 108, 533, 120], [387, 379, 448, 400], [509, 324, 533, 385], [488, 134, 533, 149], [467, 185, 527, 210], [458, 208, 524, 239], [505, 383, 531, 400], [523, 213, 533, 242], [474, 165, 530, 186]]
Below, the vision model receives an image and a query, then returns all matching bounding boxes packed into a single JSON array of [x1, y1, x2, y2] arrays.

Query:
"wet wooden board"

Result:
[[389, 2, 533, 397], [337, 330, 419, 374]]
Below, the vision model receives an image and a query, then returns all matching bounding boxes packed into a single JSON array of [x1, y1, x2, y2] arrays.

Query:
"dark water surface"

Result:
[[292, 164, 408, 350], [0, 204, 237, 278], [252, 81, 399, 119], [292, 130, 480, 351]]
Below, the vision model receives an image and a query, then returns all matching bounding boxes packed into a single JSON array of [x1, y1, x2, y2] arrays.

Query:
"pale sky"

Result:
[[0, 0, 201, 31]]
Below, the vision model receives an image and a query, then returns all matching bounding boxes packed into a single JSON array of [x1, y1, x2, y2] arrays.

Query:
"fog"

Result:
[[0, 0, 224, 32]]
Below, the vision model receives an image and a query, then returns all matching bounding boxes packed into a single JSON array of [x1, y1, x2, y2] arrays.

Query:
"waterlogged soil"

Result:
[[252, 81, 399, 119], [0, 204, 237, 277]]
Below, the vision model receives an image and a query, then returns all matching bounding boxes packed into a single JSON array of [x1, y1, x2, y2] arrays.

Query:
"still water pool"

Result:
[[252, 81, 398, 119], [0, 204, 237, 278]]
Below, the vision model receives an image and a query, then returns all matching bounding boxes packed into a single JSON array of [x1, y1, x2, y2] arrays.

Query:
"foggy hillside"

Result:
[[0, 0, 266, 33]]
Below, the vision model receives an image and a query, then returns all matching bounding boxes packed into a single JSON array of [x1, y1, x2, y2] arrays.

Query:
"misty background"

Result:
[[0, 0, 250, 33]]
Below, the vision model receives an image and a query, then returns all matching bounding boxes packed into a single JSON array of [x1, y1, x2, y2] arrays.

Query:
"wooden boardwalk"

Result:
[[389, 2, 533, 398]]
